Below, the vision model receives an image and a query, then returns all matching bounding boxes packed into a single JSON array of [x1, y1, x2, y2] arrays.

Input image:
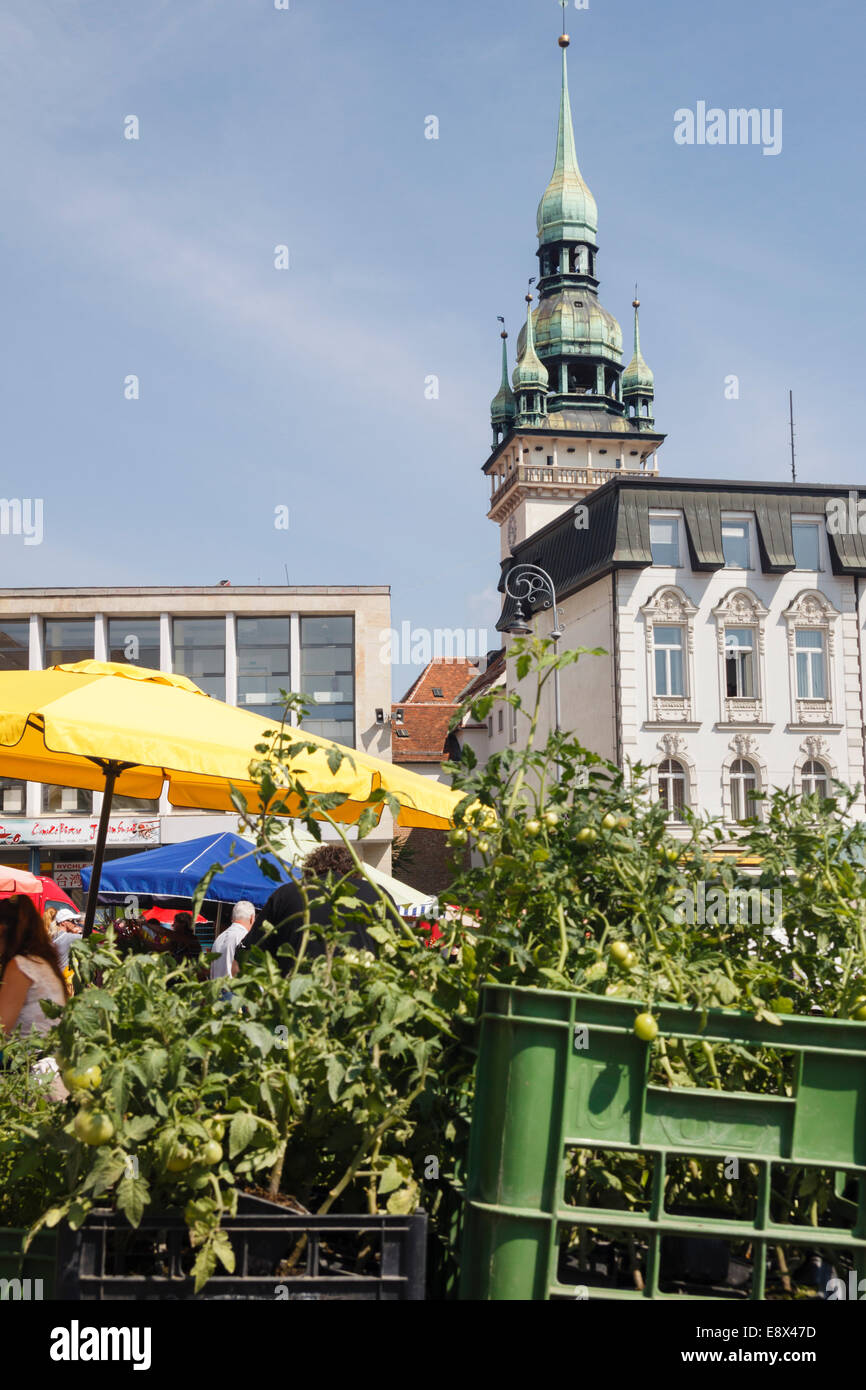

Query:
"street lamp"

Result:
[[503, 562, 563, 734]]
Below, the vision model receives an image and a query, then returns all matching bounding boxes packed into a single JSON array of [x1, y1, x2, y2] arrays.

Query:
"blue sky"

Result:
[[1, 0, 863, 698]]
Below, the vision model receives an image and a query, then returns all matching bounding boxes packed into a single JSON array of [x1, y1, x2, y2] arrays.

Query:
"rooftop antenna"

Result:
[[284, 563, 290, 586], [789, 390, 797, 484]]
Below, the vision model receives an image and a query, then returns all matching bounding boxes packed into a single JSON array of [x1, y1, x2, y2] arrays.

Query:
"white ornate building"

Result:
[[496, 478, 866, 827]]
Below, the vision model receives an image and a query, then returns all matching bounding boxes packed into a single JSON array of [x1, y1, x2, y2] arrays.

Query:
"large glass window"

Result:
[[0, 620, 30, 671], [801, 759, 829, 799], [654, 625, 684, 696], [0, 776, 26, 813], [792, 521, 820, 571], [44, 618, 94, 667], [300, 616, 354, 742], [658, 759, 686, 821], [650, 518, 679, 566], [108, 619, 161, 669], [725, 627, 755, 698], [722, 520, 750, 568], [729, 759, 758, 822], [236, 617, 291, 723], [795, 629, 826, 699], [172, 619, 226, 700], [41, 784, 92, 814]]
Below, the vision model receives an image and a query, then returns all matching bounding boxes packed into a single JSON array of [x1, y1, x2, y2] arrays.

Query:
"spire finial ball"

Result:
[[500, 330, 508, 339], [632, 298, 640, 309], [525, 293, 533, 303], [558, 33, 570, 47]]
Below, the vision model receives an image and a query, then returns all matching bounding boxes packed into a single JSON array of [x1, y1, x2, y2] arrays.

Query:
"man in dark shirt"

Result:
[[242, 844, 394, 971]]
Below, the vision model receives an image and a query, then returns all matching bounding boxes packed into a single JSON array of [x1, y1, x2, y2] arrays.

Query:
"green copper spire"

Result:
[[513, 295, 549, 391], [536, 35, 598, 248], [490, 327, 516, 441], [622, 293, 654, 394], [513, 293, 548, 428]]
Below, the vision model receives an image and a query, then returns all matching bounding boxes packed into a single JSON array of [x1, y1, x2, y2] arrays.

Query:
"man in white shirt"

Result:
[[209, 900, 255, 980]]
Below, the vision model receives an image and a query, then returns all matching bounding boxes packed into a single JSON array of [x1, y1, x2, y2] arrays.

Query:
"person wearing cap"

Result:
[[51, 907, 84, 973]]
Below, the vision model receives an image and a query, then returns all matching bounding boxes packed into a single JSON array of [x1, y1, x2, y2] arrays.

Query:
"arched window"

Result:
[[801, 759, 829, 799], [658, 759, 686, 821], [729, 758, 758, 822]]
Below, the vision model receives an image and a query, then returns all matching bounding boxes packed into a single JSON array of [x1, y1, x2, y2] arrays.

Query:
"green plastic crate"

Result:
[[460, 986, 866, 1300], [0, 1229, 56, 1300]]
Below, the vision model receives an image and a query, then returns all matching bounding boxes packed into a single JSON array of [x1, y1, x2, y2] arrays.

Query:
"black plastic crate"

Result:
[[56, 1195, 427, 1300]]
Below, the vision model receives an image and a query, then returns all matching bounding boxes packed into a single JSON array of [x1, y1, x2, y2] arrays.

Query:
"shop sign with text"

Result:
[[0, 818, 161, 848]]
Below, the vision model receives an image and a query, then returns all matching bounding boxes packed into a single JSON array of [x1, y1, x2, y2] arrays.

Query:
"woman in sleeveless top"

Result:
[[0, 896, 68, 1096]]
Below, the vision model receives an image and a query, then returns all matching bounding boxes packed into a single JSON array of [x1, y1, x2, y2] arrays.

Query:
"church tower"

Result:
[[484, 32, 666, 559]]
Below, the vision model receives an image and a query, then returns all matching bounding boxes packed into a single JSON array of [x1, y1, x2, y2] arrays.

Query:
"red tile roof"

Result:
[[393, 658, 481, 763]]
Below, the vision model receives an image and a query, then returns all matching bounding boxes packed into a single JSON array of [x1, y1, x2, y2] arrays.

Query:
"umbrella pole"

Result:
[[83, 761, 122, 937]]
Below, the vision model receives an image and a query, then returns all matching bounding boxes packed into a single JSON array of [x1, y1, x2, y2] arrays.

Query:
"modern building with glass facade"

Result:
[[0, 585, 393, 880]]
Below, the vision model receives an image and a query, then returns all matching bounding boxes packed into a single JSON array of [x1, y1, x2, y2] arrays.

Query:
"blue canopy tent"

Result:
[[80, 832, 300, 944]]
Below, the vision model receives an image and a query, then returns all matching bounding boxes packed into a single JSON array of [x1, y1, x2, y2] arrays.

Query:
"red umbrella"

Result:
[[0, 866, 41, 894], [0, 874, 80, 915]]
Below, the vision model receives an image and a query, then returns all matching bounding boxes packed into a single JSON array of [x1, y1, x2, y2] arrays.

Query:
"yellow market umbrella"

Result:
[[0, 662, 464, 932]]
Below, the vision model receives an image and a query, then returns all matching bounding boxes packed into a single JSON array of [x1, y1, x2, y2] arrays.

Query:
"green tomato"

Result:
[[205, 1119, 225, 1142], [610, 942, 631, 966], [634, 1012, 658, 1043], [63, 1064, 102, 1093], [450, 828, 468, 846], [601, 812, 617, 831], [576, 827, 597, 844], [477, 839, 490, 854], [525, 819, 542, 837], [199, 1140, 223, 1167], [543, 810, 559, 828], [625, 950, 638, 971], [165, 1146, 194, 1173], [665, 847, 679, 863], [74, 1110, 115, 1147], [851, 998, 866, 1022]]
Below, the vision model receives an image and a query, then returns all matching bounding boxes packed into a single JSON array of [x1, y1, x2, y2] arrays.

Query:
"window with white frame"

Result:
[[508, 701, 517, 744], [640, 587, 698, 724], [725, 628, 756, 698], [649, 516, 679, 566], [792, 521, 821, 571], [801, 759, 829, 799], [729, 758, 759, 821], [782, 590, 838, 727], [722, 520, 750, 568], [658, 759, 686, 820], [795, 629, 826, 699], [654, 625, 685, 696]]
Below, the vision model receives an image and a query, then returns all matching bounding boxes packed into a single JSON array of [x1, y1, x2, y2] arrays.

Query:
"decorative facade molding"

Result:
[[640, 585, 698, 725], [652, 733, 699, 820], [793, 734, 837, 793], [720, 734, 766, 823], [782, 589, 840, 728], [712, 588, 769, 727]]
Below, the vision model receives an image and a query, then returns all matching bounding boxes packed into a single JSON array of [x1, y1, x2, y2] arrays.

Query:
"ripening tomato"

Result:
[[634, 1012, 658, 1043], [74, 1110, 115, 1147], [166, 1146, 194, 1173], [63, 1065, 102, 1093]]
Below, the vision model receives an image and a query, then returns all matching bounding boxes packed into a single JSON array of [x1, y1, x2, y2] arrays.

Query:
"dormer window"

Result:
[[432, 687, 444, 698]]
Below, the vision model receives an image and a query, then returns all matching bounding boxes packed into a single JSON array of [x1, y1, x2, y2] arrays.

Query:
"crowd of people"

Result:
[[0, 844, 394, 1051]]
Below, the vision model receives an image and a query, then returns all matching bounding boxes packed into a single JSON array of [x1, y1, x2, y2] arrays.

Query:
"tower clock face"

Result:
[[507, 515, 517, 548]]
